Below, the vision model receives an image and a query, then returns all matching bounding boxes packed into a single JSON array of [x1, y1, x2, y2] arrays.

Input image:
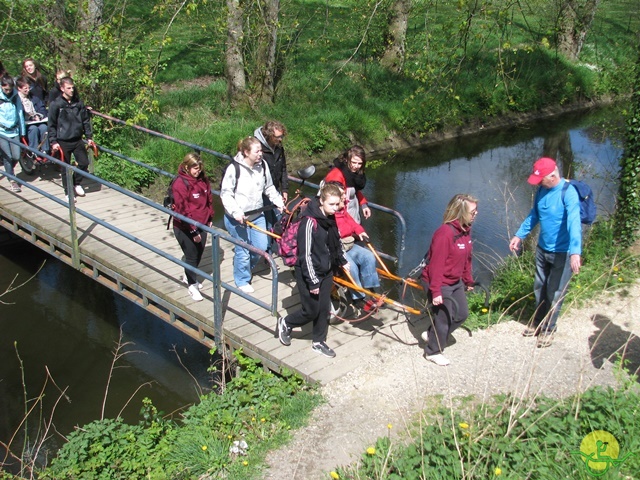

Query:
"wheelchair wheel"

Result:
[[19, 150, 37, 175]]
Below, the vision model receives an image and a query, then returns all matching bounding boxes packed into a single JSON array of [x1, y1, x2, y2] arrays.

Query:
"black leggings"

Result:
[[174, 227, 207, 286], [424, 280, 468, 356]]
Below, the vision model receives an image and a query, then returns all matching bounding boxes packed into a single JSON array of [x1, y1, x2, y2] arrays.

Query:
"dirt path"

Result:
[[262, 281, 640, 479]]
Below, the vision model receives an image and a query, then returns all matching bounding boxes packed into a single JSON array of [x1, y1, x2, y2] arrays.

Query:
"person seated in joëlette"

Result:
[[16, 77, 49, 155]]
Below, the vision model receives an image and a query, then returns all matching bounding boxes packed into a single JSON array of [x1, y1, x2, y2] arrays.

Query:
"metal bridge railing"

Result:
[[1, 134, 279, 349]]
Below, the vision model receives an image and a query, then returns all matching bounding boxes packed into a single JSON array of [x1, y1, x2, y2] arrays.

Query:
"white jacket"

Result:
[[220, 153, 284, 220]]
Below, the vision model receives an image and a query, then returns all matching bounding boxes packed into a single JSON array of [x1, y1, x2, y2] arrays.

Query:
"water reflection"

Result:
[[0, 242, 212, 464]]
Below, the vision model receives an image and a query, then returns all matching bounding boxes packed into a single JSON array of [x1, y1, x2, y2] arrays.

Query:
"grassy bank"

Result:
[[91, 0, 640, 190]]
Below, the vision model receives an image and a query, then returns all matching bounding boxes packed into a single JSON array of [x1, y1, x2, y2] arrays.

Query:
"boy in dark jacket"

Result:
[[48, 77, 95, 200]]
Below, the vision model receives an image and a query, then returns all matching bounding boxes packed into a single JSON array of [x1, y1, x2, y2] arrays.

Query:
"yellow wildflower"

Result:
[[494, 467, 502, 475], [510, 296, 515, 301], [619, 277, 624, 282], [366, 447, 376, 455], [261, 418, 266, 423], [330, 472, 340, 479], [387, 423, 393, 429], [481, 308, 488, 313], [459, 422, 469, 429], [613, 266, 619, 272], [227, 435, 232, 439], [201, 445, 207, 451], [243, 461, 249, 466], [251, 417, 256, 422]]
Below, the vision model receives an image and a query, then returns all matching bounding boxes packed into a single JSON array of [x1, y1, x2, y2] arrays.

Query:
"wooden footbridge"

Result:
[[0, 120, 415, 385]]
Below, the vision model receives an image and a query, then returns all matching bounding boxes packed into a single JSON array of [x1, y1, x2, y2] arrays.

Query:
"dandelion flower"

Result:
[[510, 296, 515, 301], [613, 266, 619, 272], [251, 417, 256, 422], [243, 460, 249, 466], [330, 472, 340, 479], [227, 435, 233, 439], [494, 467, 502, 475], [459, 422, 469, 429], [619, 277, 624, 282], [261, 418, 266, 423], [366, 447, 376, 455], [481, 308, 488, 313], [201, 445, 207, 451], [387, 423, 393, 429]]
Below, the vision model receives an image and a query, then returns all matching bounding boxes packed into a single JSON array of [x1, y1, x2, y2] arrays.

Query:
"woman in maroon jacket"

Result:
[[421, 194, 478, 366], [172, 153, 214, 302]]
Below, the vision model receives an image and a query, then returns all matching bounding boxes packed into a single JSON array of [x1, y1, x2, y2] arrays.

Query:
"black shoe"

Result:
[[278, 316, 292, 346], [312, 341, 336, 358]]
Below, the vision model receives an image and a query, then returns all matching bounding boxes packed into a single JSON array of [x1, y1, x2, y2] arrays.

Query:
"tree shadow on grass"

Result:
[[589, 314, 640, 381]]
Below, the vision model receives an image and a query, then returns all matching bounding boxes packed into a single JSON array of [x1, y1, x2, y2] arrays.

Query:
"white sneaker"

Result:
[[188, 284, 203, 302], [182, 274, 203, 290], [425, 353, 451, 366], [65, 195, 77, 204], [74, 185, 86, 197], [238, 284, 254, 294], [421, 331, 429, 342]]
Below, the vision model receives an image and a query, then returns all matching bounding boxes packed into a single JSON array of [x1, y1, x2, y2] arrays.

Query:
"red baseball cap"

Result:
[[527, 157, 557, 185]]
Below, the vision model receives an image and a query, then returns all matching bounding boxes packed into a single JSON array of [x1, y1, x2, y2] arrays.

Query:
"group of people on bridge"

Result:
[[170, 117, 583, 363], [1, 58, 95, 201]]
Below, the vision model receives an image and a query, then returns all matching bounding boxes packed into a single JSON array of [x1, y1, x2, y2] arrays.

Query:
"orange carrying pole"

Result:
[[333, 276, 422, 315]]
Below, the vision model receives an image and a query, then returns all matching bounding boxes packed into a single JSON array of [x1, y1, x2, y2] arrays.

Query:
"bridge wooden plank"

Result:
[[2, 174, 414, 385]]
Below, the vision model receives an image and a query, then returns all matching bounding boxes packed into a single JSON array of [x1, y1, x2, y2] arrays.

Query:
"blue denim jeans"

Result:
[[0, 137, 21, 178], [533, 246, 573, 333], [345, 243, 380, 300], [224, 214, 268, 287], [27, 123, 49, 152]]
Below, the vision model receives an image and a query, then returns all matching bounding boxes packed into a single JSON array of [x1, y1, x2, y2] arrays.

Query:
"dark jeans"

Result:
[[532, 246, 573, 333], [285, 270, 333, 343], [174, 227, 207, 286], [423, 280, 468, 356], [57, 138, 89, 193]]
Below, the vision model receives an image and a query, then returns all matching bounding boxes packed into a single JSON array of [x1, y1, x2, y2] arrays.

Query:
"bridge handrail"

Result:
[[90, 110, 233, 162], [288, 176, 407, 269], [2, 135, 279, 347]]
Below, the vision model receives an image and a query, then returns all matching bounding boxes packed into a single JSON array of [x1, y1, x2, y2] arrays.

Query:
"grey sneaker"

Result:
[[312, 341, 336, 358], [278, 316, 292, 346], [10, 181, 21, 193]]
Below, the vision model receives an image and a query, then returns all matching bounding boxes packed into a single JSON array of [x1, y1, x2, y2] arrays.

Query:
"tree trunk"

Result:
[[225, 0, 248, 105], [251, 0, 280, 103], [44, 0, 75, 68], [78, 0, 104, 66], [380, 0, 410, 73], [556, 0, 600, 61]]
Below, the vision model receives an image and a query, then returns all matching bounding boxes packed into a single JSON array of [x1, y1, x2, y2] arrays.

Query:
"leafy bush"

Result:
[[40, 353, 319, 479]]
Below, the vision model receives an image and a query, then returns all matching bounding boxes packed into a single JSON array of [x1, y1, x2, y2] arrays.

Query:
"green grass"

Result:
[[333, 385, 640, 479]]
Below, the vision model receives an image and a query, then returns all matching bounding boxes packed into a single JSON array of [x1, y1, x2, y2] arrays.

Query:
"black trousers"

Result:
[[174, 227, 207, 286], [285, 270, 333, 343], [424, 280, 468, 356], [58, 138, 89, 192]]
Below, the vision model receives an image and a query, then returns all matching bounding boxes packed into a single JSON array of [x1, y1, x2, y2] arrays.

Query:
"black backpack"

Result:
[[163, 176, 190, 230]]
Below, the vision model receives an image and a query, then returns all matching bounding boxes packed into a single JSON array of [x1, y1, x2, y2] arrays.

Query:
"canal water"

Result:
[[0, 106, 624, 469]]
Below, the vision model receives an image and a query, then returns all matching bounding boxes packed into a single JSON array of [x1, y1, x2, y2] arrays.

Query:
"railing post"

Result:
[[211, 234, 224, 350], [66, 168, 81, 269]]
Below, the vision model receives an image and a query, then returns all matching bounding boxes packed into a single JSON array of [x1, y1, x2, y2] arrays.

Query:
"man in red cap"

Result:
[[508, 157, 582, 347]]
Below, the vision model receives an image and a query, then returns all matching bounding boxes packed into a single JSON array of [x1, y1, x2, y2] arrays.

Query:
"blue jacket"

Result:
[[515, 179, 582, 255], [0, 88, 26, 138]]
